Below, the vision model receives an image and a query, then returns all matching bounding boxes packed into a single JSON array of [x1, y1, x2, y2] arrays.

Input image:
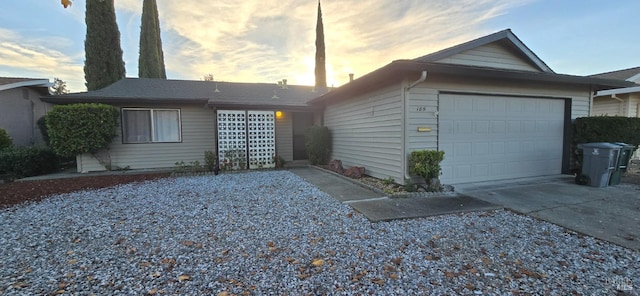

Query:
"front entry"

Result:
[[217, 110, 276, 169], [292, 112, 314, 160]]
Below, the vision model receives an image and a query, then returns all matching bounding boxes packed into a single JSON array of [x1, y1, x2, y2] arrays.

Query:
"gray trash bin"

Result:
[[577, 142, 621, 188]]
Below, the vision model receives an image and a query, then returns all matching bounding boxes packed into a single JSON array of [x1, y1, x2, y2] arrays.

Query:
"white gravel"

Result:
[[1, 171, 638, 295]]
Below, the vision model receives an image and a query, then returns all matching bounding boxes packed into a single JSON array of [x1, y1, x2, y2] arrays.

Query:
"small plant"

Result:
[[0, 128, 12, 150], [221, 149, 247, 171], [204, 150, 216, 172], [305, 125, 331, 165], [174, 160, 204, 174], [404, 178, 416, 192], [409, 150, 445, 191], [381, 177, 395, 186], [273, 155, 286, 168]]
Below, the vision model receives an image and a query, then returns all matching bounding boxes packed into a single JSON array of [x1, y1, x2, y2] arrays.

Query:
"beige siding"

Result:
[[323, 85, 403, 181], [437, 43, 540, 72], [593, 97, 625, 116], [78, 105, 216, 172], [275, 111, 293, 161]]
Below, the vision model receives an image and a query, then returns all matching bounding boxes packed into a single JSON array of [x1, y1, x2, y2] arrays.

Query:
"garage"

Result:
[[438, 93, 565, 184]]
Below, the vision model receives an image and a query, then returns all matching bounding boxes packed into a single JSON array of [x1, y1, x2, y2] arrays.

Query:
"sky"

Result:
[[0, 0, 639, 92]]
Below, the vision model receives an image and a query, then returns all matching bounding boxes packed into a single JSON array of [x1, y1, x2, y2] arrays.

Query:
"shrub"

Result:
[[0, 128, 12, 149], [305, 125, 331, 165], [273, 155, 286, 168], [409, 150, 445, 191], [573, 116, 640, 148], [45, 103, 119, 158], [36, 116, 50, 146], [0, 146, 59, 178], [572, 116, 640, 169], [204, 150, 217, 172]]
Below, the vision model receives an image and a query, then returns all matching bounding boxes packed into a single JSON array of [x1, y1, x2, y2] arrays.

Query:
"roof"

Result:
[[413, 29, 554, 73], [42, 78, 323, 110], [590, 66, 640, 82], [0, 77, 52, 91], [309, 60, 635, 105]]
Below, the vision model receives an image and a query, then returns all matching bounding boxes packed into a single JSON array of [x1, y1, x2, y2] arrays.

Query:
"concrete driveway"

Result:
[[455, 176, 640, 251]]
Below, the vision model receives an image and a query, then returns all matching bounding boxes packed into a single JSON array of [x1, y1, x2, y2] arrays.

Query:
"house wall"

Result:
[[77, 104, 216, 172], [275, 111, 293, 161], [323, 85, 404, 181], [592, 96, 628, 116], [323, 75, 592, 183], [0, 87, 51, 146], [438, 43, 539, 72]]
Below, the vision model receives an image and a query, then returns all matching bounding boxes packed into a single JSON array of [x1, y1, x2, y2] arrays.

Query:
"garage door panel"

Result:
[[439, 94, 564, 184]]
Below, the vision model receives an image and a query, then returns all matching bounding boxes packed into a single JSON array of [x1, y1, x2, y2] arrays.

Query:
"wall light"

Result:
[[275, 111, 283, 118]]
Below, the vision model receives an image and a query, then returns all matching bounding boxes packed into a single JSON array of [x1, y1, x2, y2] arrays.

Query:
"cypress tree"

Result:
[[84, 0, 125, 91], [138, 0, 167, 79], [314, 0, 327, 89]]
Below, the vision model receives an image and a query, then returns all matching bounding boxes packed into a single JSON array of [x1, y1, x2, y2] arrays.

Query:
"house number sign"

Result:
[[416, 106, 427, 112]]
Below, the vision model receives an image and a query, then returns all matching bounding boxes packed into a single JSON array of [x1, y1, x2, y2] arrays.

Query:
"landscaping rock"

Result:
[[328, 159, 345, 174], [343, 166, 365, 178]]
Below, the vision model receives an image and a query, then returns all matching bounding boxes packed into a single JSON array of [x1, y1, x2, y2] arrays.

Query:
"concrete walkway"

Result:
[[289, 167, 500, 222], [456, 176, 640, 251]]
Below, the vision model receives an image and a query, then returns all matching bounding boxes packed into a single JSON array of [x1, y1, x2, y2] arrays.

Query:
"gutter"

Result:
[[402, 71, 427, 182]]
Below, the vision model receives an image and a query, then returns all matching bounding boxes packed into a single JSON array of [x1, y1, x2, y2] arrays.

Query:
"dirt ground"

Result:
[[1, 163, 639, 209], [0, 173, 170, 209]]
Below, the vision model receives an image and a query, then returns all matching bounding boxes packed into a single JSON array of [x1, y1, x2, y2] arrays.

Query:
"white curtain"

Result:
[[122, 110, 151, 143], [153, 110, 180, 142]]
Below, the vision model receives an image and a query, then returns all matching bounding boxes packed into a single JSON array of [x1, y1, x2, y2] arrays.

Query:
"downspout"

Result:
[[402, 71, 427, 181]]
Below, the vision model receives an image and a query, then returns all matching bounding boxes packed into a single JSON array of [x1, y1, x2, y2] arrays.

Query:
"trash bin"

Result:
[[577, 142, 621, 188], [609, 142, 636, 185]]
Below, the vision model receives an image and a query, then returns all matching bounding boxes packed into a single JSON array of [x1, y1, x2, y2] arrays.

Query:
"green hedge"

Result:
[[573, 116, 640, 148], [46, 103, 119, 157], [0, 146, 59, 178], [305, 125, 331, 165]]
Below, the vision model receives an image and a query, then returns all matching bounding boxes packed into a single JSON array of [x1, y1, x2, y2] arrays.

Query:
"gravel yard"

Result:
[[1, 171, 638, 295]]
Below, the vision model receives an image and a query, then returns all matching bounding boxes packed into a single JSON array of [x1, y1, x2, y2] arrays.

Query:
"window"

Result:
[[122, 108, 181, 143]]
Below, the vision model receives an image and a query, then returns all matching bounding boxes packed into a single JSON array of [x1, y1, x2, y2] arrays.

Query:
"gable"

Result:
[[434, 41, 542, 72]]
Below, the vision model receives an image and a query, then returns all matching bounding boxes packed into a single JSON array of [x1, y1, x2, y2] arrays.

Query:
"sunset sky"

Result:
[[1, 0, 639, 92]]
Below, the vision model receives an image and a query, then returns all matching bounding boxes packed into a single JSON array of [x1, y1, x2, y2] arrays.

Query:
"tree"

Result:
[[50, 78, 69, 95], [314, 0, 327, 89], [203, 74, 214, 81], [84, 0, 125, 91], [138, 0, 167, 79]]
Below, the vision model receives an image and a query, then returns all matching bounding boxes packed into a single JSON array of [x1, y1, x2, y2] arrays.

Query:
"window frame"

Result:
[[121, 108, 182, 144]]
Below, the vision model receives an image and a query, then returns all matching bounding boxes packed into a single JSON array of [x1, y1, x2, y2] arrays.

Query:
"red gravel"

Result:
[[0, 173, 171, 209]]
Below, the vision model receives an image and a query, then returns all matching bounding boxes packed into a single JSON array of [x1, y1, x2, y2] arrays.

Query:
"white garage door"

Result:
[[438, 94, 565, 184]]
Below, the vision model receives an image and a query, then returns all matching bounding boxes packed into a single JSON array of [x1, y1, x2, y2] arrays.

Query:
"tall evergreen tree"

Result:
[[138, 0, 167, 78], [314, 0, 327, 89], [84, 0, 125, 91]]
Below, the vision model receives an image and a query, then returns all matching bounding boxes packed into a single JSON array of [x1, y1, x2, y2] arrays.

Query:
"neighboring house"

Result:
[[0, 77, 52, 146], [591, 67, 640, 159], [590, 67, 640, 117], [309, 29, 632, 184], [42, 79, 321, 173]]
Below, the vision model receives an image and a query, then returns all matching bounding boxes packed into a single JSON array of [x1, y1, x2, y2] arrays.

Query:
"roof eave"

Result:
[[41, 96, 209, 105], [595, 85, 640, 97], [0, 79, 52, 92]]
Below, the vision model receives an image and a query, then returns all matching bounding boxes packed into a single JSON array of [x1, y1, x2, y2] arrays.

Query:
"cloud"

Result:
[[0, 28, 84, 92], [142, 0, 525, 86]]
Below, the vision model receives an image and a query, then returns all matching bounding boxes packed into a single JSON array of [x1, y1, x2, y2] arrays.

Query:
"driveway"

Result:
[[455, 176, 640, 251]]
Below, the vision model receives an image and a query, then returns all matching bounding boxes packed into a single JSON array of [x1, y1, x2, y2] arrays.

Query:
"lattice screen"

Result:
[[247, 111, 276, 169], [217, 110, 247, 170]]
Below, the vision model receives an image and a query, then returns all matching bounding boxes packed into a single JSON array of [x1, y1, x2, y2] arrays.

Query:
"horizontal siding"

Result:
[[407, 87, 439, 152], [78, 105, 216, 172], [323, 84, 403, 181], [593, 97, 624, 116], [629, 94, 640, 117], [275, 111, 293, 161], [438, 43, 540, 72]]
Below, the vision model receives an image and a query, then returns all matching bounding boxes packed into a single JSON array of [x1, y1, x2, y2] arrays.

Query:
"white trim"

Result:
[[121, 108, 182, 143], [595, 85, 640, 97], [0, 79, 52, 91]]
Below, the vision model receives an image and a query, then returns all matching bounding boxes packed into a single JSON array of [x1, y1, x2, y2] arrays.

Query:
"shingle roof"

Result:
[[589, 67, 640, 81], [42, 78, 324, 109]]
